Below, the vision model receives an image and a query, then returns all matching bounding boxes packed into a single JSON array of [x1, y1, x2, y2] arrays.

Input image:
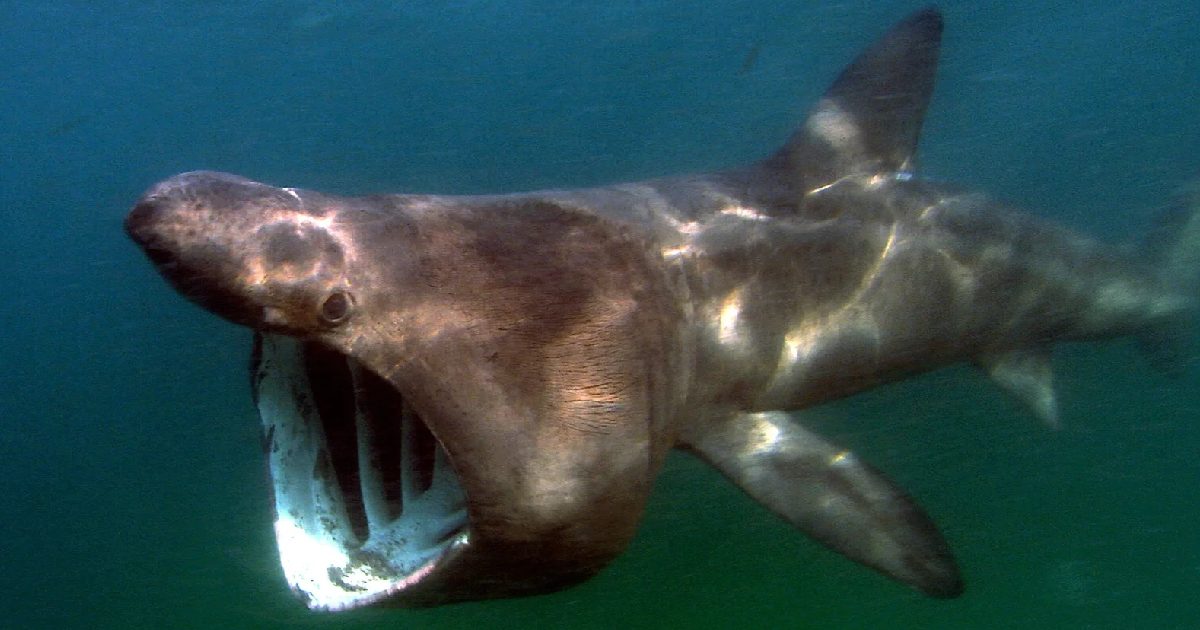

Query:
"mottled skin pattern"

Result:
[[125, 9, 1195, 609]]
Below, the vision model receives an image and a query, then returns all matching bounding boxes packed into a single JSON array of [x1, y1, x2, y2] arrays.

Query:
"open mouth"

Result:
[[251, 334, 469, 611]]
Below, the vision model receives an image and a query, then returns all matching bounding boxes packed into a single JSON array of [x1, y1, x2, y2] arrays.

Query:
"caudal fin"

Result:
[[1137, 178, 1200, 375], [1146, 178, 1200, 293]]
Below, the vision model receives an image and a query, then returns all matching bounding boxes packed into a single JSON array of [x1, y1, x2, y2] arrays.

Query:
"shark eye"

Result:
[[319, 290, 353, 326]]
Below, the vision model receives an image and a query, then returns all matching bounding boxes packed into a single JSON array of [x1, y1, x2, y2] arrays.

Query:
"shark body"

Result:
[[125, 9, 1197, 610]]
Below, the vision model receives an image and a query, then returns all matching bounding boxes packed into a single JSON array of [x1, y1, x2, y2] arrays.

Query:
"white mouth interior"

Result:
[[253, 334, 468, 611]]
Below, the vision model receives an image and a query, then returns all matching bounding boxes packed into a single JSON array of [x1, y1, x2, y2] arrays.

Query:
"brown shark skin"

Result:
[[124, 8, 1194, 608]]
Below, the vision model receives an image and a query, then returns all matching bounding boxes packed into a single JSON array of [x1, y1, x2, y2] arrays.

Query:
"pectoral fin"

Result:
[[979, 347, 1060, 429], [680, 411, 962, 598]]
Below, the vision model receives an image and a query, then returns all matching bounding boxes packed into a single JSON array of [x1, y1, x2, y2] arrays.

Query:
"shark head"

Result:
[[127, 171, 679, 609]]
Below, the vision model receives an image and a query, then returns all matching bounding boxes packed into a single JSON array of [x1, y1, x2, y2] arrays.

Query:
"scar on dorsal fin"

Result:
[[760, 7, 943, 193], [679, 411, 963, 598], [978, 347, 1060, 429]]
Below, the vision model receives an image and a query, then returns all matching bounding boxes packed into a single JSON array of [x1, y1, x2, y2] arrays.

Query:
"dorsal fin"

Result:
[[762, 7, 943, 192]]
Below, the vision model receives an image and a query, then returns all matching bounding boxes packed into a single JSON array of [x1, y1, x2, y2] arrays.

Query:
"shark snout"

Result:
[[126, 173, 270, 326], [125, 170, 289, 264], [124, 195, 171, 260], [126, 172, 220, 248]]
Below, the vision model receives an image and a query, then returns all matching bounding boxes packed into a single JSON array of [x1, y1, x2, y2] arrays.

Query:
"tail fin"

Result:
[[1138, 178, 1200, 375], [1146, 178, 1200, 293]]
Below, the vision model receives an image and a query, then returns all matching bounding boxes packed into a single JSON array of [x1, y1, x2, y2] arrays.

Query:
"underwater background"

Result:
[[3, 1, 1199, 627]]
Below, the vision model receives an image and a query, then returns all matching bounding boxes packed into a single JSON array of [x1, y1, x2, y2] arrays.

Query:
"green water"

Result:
[[2, 2, 1198, 628]]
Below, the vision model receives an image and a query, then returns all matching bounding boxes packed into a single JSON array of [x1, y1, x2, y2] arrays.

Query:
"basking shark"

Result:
[[125, 8, 1197, 611]]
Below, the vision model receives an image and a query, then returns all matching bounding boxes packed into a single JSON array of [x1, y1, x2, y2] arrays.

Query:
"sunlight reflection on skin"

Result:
[[717, 288, 744, 346], [765, 222, 898, 386]]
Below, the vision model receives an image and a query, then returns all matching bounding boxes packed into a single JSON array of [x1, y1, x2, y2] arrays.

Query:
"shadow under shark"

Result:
[[125, 8, 1198, 611]]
